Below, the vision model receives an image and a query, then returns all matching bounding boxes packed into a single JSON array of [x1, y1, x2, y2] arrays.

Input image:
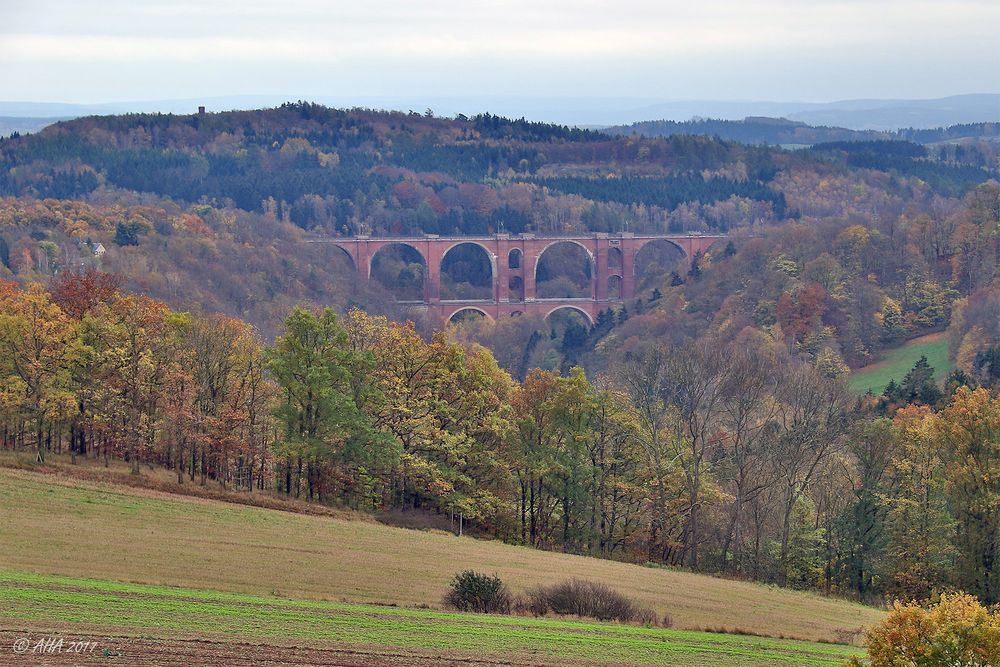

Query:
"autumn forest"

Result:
[[2, 103, 1000, 609]]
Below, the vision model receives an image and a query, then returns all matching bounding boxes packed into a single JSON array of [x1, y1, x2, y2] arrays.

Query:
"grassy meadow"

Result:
[[0, 465, 882, 642], [0, 571, 863, 666], [849, 332, 952, 395], [0, 463, 882, 664]]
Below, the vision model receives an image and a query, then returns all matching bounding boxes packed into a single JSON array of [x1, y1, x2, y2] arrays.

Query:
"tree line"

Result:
[[2, 270, 999, 605]]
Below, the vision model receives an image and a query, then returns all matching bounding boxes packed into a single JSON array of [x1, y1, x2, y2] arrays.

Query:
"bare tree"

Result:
[[717, 337, 780, 573], [618, 350, 680, 564], [662, 339, 730, 570], [771, 357, 851, 586]]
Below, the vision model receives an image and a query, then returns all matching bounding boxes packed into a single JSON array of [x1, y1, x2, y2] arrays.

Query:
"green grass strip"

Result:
[[0, 570, 860, 666]]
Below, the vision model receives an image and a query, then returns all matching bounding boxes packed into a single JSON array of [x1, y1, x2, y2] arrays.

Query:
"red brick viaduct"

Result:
[[324, 233, 725, 325]]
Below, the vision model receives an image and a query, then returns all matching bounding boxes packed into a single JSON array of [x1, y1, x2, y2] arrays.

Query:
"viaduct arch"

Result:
[[320, 232, 725, 324], [447, 306, 493, 323]]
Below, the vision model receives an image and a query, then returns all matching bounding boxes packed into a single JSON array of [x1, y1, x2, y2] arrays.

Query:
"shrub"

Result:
[[848, 593, 1000, 666], [442, 570, 512, 614], [525, 578, 655, 624], [513, 592, 548, 617], [633, 606, 659, 627]]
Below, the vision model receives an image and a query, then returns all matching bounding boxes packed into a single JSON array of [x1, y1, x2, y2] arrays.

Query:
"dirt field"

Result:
[[0, 631, 464, 667]]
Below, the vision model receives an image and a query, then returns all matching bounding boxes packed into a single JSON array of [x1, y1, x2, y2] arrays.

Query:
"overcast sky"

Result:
[[2, 0, 999, 104]]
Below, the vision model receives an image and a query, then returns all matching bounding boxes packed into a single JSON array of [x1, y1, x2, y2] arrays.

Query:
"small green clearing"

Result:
[[849, 333, 952, 395]]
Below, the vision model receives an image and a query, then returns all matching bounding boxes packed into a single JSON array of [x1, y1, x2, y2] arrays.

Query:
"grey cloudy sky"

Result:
[[2, 0, 999, 104]]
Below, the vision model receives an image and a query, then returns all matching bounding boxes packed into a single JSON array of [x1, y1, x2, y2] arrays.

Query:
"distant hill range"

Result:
[[605, 117, 1000, 147], [0, 116, 74, 138], [1, 93, 998, 137], [782, 94, 1000, 130], [610, 94, 1000, 131]]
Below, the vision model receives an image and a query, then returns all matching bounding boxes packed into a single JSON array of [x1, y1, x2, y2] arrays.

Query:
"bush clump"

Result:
[[442, 570, 512, 614], [525, 578, 655, 624], [848, 593, 1000, 666]]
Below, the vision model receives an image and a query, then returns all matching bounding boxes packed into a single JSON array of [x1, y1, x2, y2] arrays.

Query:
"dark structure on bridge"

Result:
[[326, 233, 725, 324]]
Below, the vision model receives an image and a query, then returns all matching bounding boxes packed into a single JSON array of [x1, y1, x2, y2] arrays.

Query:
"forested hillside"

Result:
[[605, 117, 888, 145], [0, 104, 789, 236], [0, 102, 997, 367]]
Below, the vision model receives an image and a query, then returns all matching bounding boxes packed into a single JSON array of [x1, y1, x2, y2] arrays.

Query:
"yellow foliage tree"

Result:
[[850, 593, 1000, 667], [0, 284, 82, 462]]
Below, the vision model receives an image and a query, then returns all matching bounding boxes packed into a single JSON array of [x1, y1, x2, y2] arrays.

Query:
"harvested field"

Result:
[[0, 462, 883, 649]]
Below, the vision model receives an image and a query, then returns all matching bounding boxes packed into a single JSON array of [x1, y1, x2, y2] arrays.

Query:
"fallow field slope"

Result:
[[0, 461, 882, 643]]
